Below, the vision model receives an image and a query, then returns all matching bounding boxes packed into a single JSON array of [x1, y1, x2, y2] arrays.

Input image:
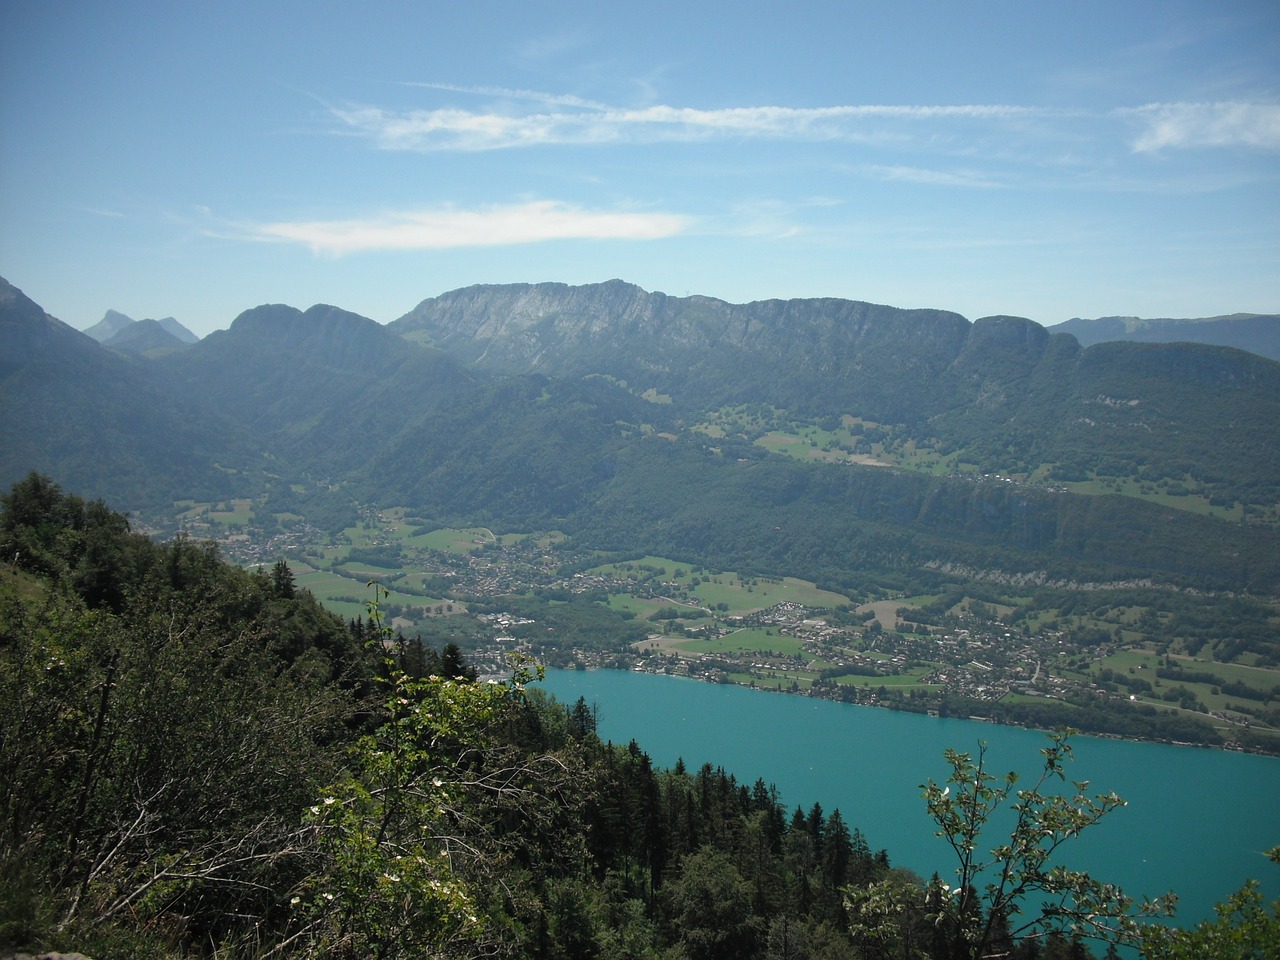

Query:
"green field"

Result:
[[404, 527, 494, 552], [294, 568, 445, 623], [1090, 646, 1280, 726], [1062, 478, 1244, 523], [590, 556, 851, 614], [607, 594, 705, 618], [676, 627, 809, 657], [832, 671, 939, 691], [173, 499, 254, 528]]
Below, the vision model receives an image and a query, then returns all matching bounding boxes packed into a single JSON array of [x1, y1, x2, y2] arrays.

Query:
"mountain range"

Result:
[[83, 308, 198, 357], [3, 275, 1279, 594], [1051, 312, 1280, 361]]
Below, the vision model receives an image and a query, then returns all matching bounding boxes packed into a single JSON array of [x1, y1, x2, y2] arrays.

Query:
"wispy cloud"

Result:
[[329, 96, 1042, 152], [398, 83, 610, 111], [330, 89, 1280, 161], [1124, 102, 1280, 152], [229, 200, 691, 256]]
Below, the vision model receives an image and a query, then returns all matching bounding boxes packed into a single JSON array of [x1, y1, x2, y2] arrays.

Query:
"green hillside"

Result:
[[5, 477, 1267, 959]]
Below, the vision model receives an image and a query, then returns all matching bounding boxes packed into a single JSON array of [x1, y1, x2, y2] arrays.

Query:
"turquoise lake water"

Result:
[[540, 668, 1280, 928]]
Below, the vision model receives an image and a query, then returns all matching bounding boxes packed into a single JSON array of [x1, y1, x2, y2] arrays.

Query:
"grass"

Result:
[[207, 500, 253, 527], [1088, 647, 1280, 725], [607, 594, 703, 618], [590, 556, 697, 578], [1169, 655, 1280, 687], [589, 557, 851, 614], [173, 499, 254, 528], [857, 600, 903, 630], [677, 627, 809, 657], [403, 527, 497, 553], [294, 569, 441, 622], [1061, 478, 1245, 522], [833, 672, 940, 690]]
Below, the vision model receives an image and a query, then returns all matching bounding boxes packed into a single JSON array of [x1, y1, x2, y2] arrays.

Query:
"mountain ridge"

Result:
[[393, 282, 1280, 510], [0, 278, 253, 504], [3, 273, 1278, 591], [84, 308, 198, 346], [1051, 311, 1280, 361], [103, 317, 192, 356]]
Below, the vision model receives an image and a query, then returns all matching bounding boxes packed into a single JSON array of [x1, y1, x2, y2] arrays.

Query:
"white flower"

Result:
[[323, 796, 337, 805]]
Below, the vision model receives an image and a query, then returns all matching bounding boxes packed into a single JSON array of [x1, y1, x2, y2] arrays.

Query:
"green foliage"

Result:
[[288, 585, 583, 958], [918, 731, 1173, 958], [1141, 879, 1280, 960], [659, 847, 761, 959], [0, 478, 371, 955]]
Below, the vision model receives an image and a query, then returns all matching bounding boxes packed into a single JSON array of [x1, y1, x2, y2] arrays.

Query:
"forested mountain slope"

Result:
[[152, 302, 476, 478], [394, 282, 1280, 508], [0, 278, 252, 506], [3, 275, 1279, 591]]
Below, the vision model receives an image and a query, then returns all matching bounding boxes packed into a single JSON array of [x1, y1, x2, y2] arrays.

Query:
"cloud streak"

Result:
[[330, 97, 1043, 152], [233, 201, 691, 256], [330, 89, 1280, 158]]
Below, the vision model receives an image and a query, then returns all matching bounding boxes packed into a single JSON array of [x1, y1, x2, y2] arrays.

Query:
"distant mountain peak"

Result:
[[103, 318, 191, 357], [84, 309, 198, 346], [156, 316, 198, 343], [83, 309, 135, 342]]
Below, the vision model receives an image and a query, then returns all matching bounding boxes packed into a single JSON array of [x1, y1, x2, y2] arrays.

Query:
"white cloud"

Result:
[[330, 89, 1280, 167], [399, 83, 610, 111], [236, 201, 691, 256], [1126, 102, 1280, 152], [329, 97, 1042, 152]]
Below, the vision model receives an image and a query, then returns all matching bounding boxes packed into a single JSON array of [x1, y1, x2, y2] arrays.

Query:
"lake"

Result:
[[540, 667, 1280, 928]]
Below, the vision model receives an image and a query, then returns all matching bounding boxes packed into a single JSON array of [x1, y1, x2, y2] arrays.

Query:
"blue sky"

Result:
[[2, 1, 1278, 337]]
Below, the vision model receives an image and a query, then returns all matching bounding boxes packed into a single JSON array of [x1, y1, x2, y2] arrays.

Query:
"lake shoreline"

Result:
[[542, 660, 1280, 757]]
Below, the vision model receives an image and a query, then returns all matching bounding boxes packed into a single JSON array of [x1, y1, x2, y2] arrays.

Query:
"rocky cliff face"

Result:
[[392, 280, 977, 421], [394, 280, 971, 366]]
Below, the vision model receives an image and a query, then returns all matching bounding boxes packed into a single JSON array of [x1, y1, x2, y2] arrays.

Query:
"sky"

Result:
[[2, 1, 1278, 338]]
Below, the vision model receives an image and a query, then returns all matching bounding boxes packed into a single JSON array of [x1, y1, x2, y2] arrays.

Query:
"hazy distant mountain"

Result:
[[0, 277, 254, 507], [85, 309, 198, 347], [1050, 313, 1280, 361], [156, 316, 198, 343], [152, 301, 474, 476], [103, 318, 192, 357], [5, 275, 1280, 591], [82, 308, 135, 342]]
